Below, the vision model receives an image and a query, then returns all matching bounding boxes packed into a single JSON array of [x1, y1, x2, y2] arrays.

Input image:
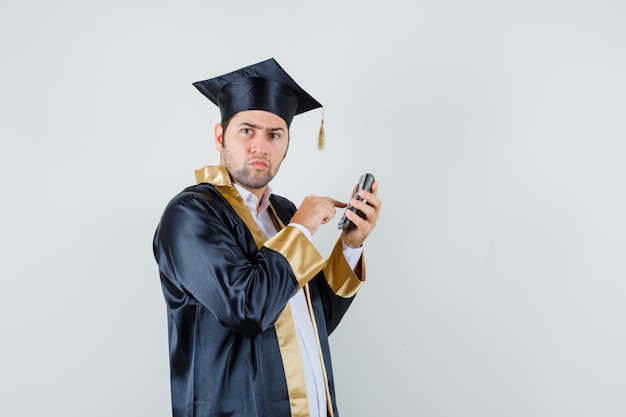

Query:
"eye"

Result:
[[270, 132, 280, 140], [241, 128, 253, 135]]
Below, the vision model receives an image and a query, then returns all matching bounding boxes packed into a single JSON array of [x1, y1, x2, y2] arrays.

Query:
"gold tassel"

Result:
[[317, 108, 325, 150]]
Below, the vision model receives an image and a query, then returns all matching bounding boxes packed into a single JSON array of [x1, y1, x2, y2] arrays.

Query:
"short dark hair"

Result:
[[220, 115, 234, 146]]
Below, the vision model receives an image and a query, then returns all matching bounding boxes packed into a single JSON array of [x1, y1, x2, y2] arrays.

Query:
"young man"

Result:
[[153, 58, 381, 417]]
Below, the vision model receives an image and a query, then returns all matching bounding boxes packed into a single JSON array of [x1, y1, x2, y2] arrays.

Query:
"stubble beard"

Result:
[[223, 147, 280, 190]]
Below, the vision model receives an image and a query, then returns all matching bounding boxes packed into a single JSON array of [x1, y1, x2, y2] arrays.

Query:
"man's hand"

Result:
[[290, 196, 347, 236], [341, 180, 381, 248]]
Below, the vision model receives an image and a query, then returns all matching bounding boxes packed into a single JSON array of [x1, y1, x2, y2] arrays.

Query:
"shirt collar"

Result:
[[233, 183, 273, 215]]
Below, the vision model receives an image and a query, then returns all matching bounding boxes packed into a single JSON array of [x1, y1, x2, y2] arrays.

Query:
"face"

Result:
[[215, 110, 289, 193]]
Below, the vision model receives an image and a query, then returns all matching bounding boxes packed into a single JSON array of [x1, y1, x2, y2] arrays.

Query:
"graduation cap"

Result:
[[193, 58, 326, 149]]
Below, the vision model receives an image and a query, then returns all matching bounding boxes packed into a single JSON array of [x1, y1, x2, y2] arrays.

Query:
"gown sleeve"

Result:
[[153, 189, 324, 337]]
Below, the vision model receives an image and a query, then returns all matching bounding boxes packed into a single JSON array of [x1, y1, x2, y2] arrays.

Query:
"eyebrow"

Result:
[[238, 122, 285, 132]]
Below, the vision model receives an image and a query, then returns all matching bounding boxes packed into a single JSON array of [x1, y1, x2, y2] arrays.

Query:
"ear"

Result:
[[214, 123, 224, 152]]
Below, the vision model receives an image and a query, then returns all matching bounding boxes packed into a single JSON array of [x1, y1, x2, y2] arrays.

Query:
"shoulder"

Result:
[[168, 183, 225, 206], [158, 184, 231, 221], [269, 193, 295, 209], [156, 184, 236, 237]]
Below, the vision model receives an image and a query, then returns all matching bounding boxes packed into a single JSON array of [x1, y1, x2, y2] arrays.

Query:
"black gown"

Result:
[[153, 165, 366, 417]]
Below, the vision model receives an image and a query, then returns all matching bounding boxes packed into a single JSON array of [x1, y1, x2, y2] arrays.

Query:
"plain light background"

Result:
[[1, 1, 625, 416]]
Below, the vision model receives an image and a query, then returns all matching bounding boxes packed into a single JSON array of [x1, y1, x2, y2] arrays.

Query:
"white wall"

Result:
[[1, 1, 625, 416]]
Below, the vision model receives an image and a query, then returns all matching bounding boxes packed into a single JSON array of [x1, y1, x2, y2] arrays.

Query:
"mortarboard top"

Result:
[[192, 58, 322, 129]]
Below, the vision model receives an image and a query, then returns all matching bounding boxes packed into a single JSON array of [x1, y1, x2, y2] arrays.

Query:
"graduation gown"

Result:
[[153, 166, 366, 417]]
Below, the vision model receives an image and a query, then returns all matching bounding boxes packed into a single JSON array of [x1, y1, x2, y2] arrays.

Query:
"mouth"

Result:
[[249, 159, 269, 169]]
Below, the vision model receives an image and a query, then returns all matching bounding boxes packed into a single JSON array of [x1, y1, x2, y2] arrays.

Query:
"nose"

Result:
[[250, 133, 268, 154]]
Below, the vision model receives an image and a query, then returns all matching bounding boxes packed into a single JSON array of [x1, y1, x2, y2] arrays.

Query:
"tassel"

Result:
[[317, 108, 325, 150]]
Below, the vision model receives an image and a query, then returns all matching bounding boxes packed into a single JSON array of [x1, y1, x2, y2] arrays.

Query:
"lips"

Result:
[[249, 159, 269, 169]]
